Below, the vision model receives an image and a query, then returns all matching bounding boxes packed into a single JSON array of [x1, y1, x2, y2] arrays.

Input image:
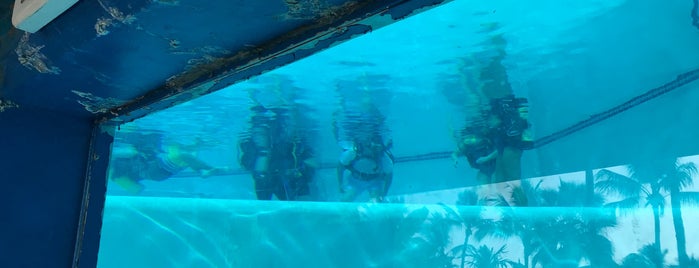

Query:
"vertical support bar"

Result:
[[72, 121, 116, 268]]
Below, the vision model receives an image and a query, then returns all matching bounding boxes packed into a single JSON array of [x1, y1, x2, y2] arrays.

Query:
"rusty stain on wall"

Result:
[[0, 98, 19, 112], [15, 33, 61, 74], [72, 90, 127, 114]]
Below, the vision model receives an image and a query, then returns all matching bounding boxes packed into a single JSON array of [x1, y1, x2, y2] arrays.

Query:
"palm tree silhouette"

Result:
[[595, 167, 665, 251], [462, 179, 616, 268], [473, 180, 542, 268], [657, 159, 698, 267], [444, 189, 526, 268], [530, 180, 617, 268], [620, 243, 667, 268], [443, 190, 485, 268], [597, 159, 699, 267], [388, 207, 454, 268], [621, 252, 656, 268], [463, 245, 518, 268]]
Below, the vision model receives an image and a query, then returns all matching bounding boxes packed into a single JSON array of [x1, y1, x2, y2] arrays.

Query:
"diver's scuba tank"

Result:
[[490, 95, 533, 149]]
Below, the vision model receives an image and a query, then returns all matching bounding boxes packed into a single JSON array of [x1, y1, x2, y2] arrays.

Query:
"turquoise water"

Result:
[[100, 0, 699, 267], [97, 195, 699, 267]]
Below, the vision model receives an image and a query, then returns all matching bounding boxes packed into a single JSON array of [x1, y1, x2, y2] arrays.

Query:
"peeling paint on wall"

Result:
[[95, 0, 137, 37], [15, 33, 61, 74], [188, 80, 216, 98], [165, 46, 232, 88], [171, 46, 231, 56], [182, 47, 232, 70], [169, 39, 181, 49], [98, 0, 136, 23], [99, 0, 454, 125], [357, 12, 398, 30], [0, 98, 19, 112], [153, 0, 180, 6], [95, 18, 115, 37], [161, 1, 366, 91], [283, 0, 330, 20], [72, 90, 127, 114]]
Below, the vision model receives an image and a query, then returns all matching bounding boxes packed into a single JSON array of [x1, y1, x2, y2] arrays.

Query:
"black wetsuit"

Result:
[[251, 140, 314, 201], [240, 106, 315, 201]]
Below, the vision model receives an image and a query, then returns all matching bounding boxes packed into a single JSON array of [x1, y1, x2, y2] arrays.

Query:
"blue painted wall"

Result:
[[0, 108, 92, 267]]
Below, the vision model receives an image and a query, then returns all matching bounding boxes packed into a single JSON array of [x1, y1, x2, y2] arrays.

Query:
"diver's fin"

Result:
[[112, 177, 145, 194]]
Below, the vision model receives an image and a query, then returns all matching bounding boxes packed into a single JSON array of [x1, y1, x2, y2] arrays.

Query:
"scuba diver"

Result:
[[238, 104, 317, 201], [451, 27, 533, 206], [454, 95, 532, 184], [453, 123, 497, 185], [337, 134, 394, 202], [109, 131, 223, 194], [333, 78, 394, 203]]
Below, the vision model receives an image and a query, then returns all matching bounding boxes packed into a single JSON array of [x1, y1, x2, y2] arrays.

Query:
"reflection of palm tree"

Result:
[[659, 160, 698, 267], [531, 214, 617, 267], [585, 170, 595, 206], [532, 181, 617, 268], [394, 206, 458, 268], [486, 180, 615, 268], [596, 167, 665, 251], [620, 243, 667, 268], [621, 252, 655, 268], [475, 180, 610, 268], [445, 190, 523, 268], [668, 257, 699, 268], [456, 180, 547, 268], [624, 243, 699, 268], [464, 245, 518, 268], [598, 159, 699, 267], [475, 181, 542, 268], [443, 190, 483, 268]]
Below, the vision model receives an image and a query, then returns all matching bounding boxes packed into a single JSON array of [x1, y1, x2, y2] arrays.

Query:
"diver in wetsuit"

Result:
[[453, 28, 532, 205], [332, 75, 395, 202], [109, 131, 221, 193], [333, 99, 394, 203], [337, 134, 394, 202], [454, 124, 498, 185], [239, 105, 316, 201]]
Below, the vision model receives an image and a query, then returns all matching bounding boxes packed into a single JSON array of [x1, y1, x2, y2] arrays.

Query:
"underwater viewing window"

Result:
[[98, 0, 699, 267]]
